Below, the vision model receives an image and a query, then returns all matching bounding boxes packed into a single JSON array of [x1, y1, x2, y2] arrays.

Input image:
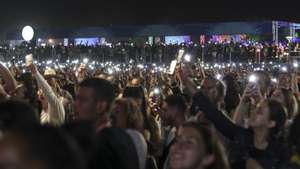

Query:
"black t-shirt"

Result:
[[194, 92, 289, 169]]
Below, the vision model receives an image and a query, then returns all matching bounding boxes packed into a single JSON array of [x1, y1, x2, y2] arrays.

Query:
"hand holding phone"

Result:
[[249, 84, 264, 104], [168, 49, 185, 75], [176, 49, 185, 63], [25, 54, 33, 66], [168, 60, 177, 75]]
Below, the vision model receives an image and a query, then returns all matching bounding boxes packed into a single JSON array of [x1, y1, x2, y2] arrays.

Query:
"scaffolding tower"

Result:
[[273, 21, 300, 44]]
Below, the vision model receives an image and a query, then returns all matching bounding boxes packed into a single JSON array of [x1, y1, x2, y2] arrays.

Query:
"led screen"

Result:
[[165, 36, 191, 44], [74, 38, 100, 46]]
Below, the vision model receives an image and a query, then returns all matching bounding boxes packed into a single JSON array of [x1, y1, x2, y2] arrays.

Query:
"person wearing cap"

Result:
[[28, 64, 65, 126]]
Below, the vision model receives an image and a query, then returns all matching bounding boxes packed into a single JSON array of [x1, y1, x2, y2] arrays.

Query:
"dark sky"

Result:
[[1, 0, 300, 30]]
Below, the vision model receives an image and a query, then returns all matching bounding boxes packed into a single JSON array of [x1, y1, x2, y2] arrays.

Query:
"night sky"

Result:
[[0, 0, 299, 31]]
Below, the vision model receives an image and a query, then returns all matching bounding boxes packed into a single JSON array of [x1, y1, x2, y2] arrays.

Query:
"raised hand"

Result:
[[27, 63, 37, 75]]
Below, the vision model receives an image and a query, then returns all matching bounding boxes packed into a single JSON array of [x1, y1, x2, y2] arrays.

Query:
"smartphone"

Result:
[[248, 74, 257, 83], [176, 49, 185, 63], [168, 60, 177, 75], [25, 54, 33, 66], [183, 54, 192, 62]]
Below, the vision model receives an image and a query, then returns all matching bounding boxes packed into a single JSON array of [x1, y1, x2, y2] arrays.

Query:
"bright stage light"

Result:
[[22, 26, 34, 41]]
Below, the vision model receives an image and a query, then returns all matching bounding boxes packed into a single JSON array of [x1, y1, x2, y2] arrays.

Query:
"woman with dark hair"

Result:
[[233, 71, 271, 127], [169, 122, 231, 169], [192, 91, 288, 169]]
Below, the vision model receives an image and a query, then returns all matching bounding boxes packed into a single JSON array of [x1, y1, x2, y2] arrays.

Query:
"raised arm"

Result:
[[234, 83, 265, 127], [0, 63, 18, 94], [176, 65, 198, 95], [194, 91, 246, 140], [233, 84, 253, 126], [199, 64, 206, 79], [29, 64, 65, 125]]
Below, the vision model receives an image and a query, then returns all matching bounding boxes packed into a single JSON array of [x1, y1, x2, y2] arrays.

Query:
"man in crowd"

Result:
[[160, 94, 188, 168], [74, 78, 115, 132]]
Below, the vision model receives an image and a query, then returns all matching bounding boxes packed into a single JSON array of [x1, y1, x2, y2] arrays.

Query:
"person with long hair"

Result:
[[169, 122, 230, 169], [110, 98, 144, 133], [233, 71, 271, 127], [123, 86, 161, 143], [192, 91, 288, 169]]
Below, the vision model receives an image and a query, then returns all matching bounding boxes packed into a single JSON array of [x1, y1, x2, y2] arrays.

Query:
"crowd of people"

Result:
[[1, 40, 300, 64], [0, 46, 300, 169]]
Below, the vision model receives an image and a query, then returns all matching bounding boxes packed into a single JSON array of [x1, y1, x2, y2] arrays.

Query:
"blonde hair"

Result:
[[111, 98, 144, 132]]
